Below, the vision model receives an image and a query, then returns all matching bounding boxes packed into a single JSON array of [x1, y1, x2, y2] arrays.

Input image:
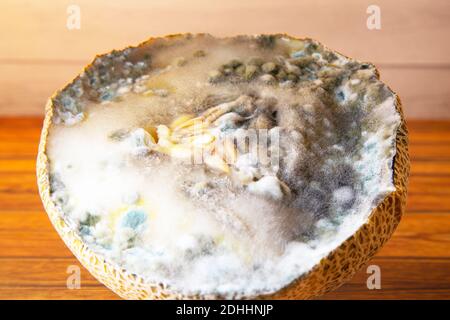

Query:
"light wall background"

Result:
[[0, 0, 449, 118]]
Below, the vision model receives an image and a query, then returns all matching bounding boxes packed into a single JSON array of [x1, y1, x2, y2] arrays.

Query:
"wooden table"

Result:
[[0, 117, 449, 300]]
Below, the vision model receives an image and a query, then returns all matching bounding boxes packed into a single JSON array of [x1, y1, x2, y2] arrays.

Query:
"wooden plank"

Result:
[[0, 193, 43, 212], [378, 213, 450, 257], [1, 119, 450, 213], [0, 172, 38, 194], [0, 128, 42, 140], [379, 67, 450, 120], [1, 211, 448, 259], [0, 211, 73, 258], [406, 194, 450, 213], [0, 64, 81, 116], [409, 144, 450, 161], [4, 171, 450, 213], [0, 142, 39, 159], [6, 132, 450, 161], [8, 173, 450, 213], [2, 176, 450, 215], [408, 175, 450, 197], [1, 60, 449, 119], [0, 178, 444, 214], [0, 119, 447, 142], [320, 258, 450, 299], [0, 258, 101, 287], [1, 0, 449, 64], [408, 120, 450, 133], [5, 160, 441, 177], [0, 287, 119, 300], [406, 175, 450, 213], [0, 117, 449, 299], [407, 127, 450, 145], [0, 256, 448, 299], [0, 117, 43, 128], [410, 161, 450, 176], [0, 159, 36, 173]]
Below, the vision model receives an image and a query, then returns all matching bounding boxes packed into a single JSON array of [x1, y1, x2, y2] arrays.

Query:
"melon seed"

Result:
[[276, 69, 287, 81], [262, 62, 277, 74], [259, 74, 276, 85], [222, 67, 234, 75], [235, 64, 246, 77], [285, 63, 301, 76], [287, 73, 298, 82], [208, 70, 223, 83], [244, 64, 259, 80]]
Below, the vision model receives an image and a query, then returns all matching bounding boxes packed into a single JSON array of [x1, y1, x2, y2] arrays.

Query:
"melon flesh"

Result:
[[46, 35, 400, 298]]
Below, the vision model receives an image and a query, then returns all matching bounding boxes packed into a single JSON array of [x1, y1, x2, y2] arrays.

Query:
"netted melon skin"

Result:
[[36, 34, 409, 300]]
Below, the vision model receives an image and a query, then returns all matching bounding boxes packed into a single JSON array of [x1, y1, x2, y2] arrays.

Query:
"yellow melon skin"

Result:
[[36, 34, 410, 300]]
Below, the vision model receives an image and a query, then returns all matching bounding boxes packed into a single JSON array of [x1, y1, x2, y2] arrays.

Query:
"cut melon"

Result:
[[37, 34, 409, 299]]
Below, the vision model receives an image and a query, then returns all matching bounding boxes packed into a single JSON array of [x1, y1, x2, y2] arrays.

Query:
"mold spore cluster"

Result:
[[47, 34, 400, 297]]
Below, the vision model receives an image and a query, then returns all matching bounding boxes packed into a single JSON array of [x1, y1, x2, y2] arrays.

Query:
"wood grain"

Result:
[[2, 0, 449, 64], [0, 117, 449, 299], [1, 63, 448, 119], [0, 0, 449, 118]]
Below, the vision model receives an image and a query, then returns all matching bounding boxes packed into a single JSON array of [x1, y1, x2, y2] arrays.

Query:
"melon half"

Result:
[[37, 34, 409, 299]]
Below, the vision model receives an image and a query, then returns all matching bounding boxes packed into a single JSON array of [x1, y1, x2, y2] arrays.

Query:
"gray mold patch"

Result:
[[46, 34, 401, 298]]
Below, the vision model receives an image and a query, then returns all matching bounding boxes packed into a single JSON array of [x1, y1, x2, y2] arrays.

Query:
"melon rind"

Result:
[[36, 34, 409, 299]]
